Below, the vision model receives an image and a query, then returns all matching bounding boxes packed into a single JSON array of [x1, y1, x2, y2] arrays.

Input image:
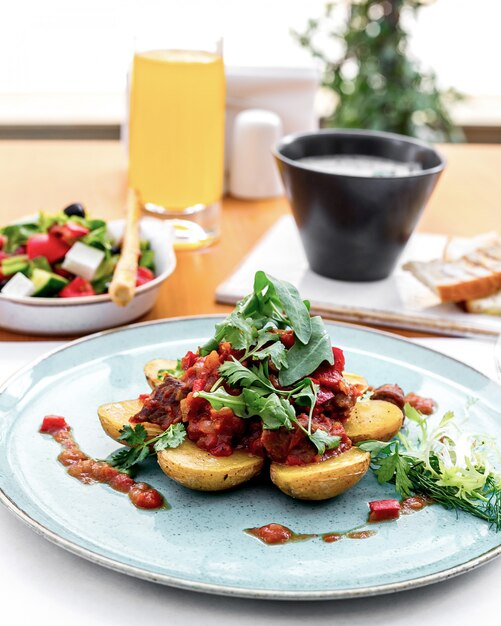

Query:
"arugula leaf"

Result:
[[218, 358, 275, 393], [200, 311, 256, 355], [309, 429, 341, 456], [242, 389, 295, 430], [291, 378, 317, 407], [223, 313, 256, 351], [279, 316, 333, 386], [195, 389, 249, 418], [259, 272, 312, 344], [251, 340, 288, 370], [153, 423, 186, 452]]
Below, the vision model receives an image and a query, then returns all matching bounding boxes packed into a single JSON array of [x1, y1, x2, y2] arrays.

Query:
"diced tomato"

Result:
[[192, 379, 206, 392], [332, 347, 345, 372], [181, 350, 198, 370], [0, 235, 5, 251], [136, 266, 155, 286], [49, 222, 90, 245], [59, 276, 95, 298], [279, 329, 295, 349], [315, 367, 343, 390], [368, 499, 401, 522], [316, 388, 335, 405], [40, 415, 68, 433], [27, 233, 70, 263]]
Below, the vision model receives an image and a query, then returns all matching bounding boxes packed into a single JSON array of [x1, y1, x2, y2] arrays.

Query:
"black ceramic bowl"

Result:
[[273, 129, 445, 281]]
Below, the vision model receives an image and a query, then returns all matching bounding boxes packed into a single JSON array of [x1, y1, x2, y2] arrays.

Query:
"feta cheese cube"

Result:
[[61, 242, 105, 281], [1, 272, 36, 297]]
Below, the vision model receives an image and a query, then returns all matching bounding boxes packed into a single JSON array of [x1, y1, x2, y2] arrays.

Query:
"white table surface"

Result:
[[0, 338, 499, 626]]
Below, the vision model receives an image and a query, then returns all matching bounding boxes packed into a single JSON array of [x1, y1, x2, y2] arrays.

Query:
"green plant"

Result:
[[293, 0, 463, 141]]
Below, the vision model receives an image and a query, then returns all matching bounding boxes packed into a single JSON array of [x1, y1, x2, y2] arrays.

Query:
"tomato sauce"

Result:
[[345, 530, 377, 539], [400, 495, 433, 514], [40, 415, 165, 510], [404, 393, 436, 415], [245, 523, 378, 545], [246, 524, 316, 545]]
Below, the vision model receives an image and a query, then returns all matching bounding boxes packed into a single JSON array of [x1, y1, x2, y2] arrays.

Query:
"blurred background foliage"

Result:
[[293, 0, 463, 141]]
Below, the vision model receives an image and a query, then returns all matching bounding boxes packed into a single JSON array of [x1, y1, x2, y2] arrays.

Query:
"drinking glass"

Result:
[[128, 38, 225, 248]]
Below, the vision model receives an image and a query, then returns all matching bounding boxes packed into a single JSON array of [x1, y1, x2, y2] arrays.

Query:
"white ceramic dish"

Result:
[[0, 217, 176, 336]]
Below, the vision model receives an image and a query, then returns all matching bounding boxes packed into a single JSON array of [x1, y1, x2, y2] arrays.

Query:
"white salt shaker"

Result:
[[229, 109, 284, 199]]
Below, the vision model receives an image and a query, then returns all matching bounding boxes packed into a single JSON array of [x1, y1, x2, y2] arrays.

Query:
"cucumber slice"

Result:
[[2, 254, 30, 276], [31, 268, 68, 297]]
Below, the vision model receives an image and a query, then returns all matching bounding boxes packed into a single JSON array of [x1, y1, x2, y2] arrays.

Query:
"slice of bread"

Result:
[[404, 233, 501, 303], [403, 258, 501, 302], [464, 291, 501, 315]]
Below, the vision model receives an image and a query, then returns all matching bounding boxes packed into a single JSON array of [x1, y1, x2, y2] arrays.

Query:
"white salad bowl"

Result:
[[0, 217, 176, 336]]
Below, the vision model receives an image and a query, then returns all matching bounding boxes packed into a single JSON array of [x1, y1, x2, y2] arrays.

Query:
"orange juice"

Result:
[[129, 49, 225, 210]]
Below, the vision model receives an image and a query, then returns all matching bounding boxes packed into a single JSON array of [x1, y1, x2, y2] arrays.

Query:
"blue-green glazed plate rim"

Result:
[[0, 316, 501, 600]]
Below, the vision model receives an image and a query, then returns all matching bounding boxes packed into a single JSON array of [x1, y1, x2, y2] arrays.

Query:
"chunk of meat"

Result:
[[132, 375, 186, 429], [371, 384, 405, 410]]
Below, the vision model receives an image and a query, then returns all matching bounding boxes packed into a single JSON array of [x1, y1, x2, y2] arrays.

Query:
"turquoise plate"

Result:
[[0, 317, 500, 599]]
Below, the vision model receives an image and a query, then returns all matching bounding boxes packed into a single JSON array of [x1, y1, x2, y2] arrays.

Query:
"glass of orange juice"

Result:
[[128, 39, 225, 248]]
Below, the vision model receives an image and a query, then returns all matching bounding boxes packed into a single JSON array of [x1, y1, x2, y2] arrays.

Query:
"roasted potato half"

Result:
[[270, 447, 371, 500], [157, 440, 264, 491], [144, 358, 178, 389], [343, 399, 403, 444], [98, 399, 163, 442]]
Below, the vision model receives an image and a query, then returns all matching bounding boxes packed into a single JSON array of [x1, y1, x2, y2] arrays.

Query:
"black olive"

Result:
[[110, 244, 121, 255], [0, 279, 9, 290], [63, 203, 86, 218]]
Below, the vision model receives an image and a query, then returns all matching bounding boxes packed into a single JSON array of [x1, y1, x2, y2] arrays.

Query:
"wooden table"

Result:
[[1, 140, 500, 342]]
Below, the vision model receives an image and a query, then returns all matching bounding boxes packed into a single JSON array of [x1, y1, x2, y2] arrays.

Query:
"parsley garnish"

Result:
[[109, 423, 186, 471]]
